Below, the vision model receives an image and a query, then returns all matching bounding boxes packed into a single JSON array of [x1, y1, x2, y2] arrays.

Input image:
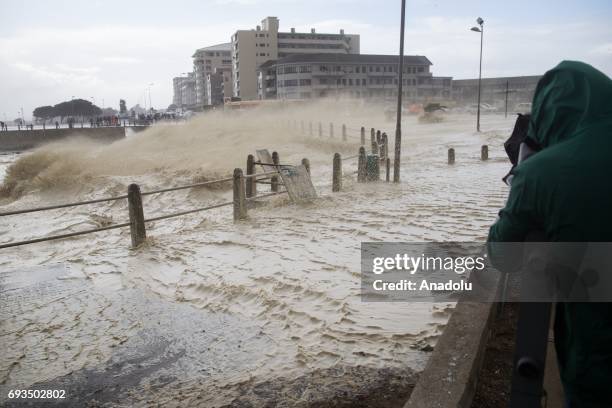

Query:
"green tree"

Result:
[[32, 105, 56, 121]]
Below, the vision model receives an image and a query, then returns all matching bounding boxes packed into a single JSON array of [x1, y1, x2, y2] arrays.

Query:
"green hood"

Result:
[[528, 60, 612, 148]]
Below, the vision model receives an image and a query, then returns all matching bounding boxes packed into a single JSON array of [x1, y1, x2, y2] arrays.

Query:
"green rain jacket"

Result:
[[488, 61, 612, 405]]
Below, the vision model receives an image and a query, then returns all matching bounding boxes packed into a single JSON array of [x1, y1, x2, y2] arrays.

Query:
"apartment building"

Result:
[[206, 67, 233, 106], [257, 53, 452, 102], [172, 73, 197, 108], [192, 43, 233, 108], [232, 16, 360, 101]]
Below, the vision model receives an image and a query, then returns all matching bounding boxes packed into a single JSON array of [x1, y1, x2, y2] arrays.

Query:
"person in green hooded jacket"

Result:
[[488, 61, 612, 407]]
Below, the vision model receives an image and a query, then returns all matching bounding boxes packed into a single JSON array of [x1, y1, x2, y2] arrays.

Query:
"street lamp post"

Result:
[[393, 0, 407, 183], [471, 17, 484, 132]]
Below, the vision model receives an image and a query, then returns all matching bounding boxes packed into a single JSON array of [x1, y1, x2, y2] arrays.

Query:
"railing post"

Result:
[[448, 148, 455, 164], [271, 151, 279, 192], [481, 145, 488, 161], [382, 133, 388, 160], [246, 154, 256, 198], [301, 158, 310, 174], [329, 122, 334, 138], [128, 183, 146, 247], [318, 122, 323, 137], [358, 146, 367, 183], [332, 153, 342, 192], [386, 158, 391, 182], [342, 124, 347, 141], [233, 168, 247, 221], [360, 126, 365, 145]]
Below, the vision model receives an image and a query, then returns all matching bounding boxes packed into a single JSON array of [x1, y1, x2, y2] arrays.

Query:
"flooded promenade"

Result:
[[0, 104, 515, 406]]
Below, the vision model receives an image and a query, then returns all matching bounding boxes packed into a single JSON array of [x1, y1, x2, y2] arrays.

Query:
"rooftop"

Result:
[[193, 42, 232, 57]]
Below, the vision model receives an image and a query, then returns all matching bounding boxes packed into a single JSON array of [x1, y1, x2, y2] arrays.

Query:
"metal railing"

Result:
[[0, 169, 286, 250]]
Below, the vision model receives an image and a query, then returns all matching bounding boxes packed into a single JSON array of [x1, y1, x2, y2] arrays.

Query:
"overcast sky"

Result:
[[1, 0, 611, 120]]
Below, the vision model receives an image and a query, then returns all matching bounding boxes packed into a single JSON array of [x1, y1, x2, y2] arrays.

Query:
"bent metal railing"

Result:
[[0, 169, 286, 250]]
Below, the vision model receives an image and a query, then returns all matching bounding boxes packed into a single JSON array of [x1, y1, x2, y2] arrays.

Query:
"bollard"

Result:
[[370, 127, 375, 142], [128, 183, 146, 247], [386, 158, 390, 182], [271, 151, 279, 192], [246, 154, 256, 198], [366, 155, 380, 182], [342, 124, 347, 141], [376, 130, 382, 145], [233, 168, 247, 221], [302, 158, 311, 175], [360, 126, 366, 146], [358, 146, 367, 183], [448, 148, 455, 164], [481, 145, 489, 161], [332, 153, 342, 192], [329, 122, 334, 138], [318, 122, 323, 137], [382, 133, 389, 160], [309, 121, 313, 136]]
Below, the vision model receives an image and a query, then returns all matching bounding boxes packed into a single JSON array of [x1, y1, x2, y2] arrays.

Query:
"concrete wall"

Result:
[[0, 127, 125, 151]]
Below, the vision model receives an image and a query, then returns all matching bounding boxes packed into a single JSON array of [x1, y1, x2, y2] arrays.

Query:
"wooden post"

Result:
[[358, 146, 367, 183], [318, 122, 323, 137], [128, 183, 146, 247], [481, 145, 489, 161], [329, 122, 334, 138], [370, 128, 375, 146], [382, 133, 389, 160], [376, 130, 381, 145], [386, 158, 391, 182], [342, 124, 347, 141], [246, 154, 256, 198], [332, 153, 342, 192], [309, 121, 313, 136], [371, 138, 378, 155], [233, 168, 247, 221], [448, 148, 455, 164], [271, 151, 279, 192], [301, 158, 310, 174], [360, 126, 365, 145], [379, 144, 385, 162]]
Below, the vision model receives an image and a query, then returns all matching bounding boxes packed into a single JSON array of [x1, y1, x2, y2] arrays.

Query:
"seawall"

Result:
[[0, 127, 125, 151]]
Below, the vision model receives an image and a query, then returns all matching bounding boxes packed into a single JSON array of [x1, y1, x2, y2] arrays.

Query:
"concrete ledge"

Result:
[[0, 127, 125, 151], [404, 270, 503, 408]]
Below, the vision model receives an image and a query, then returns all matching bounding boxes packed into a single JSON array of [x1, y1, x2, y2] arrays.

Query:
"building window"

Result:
[[299, 79, 311, 86], [418, 67, 425, 72], [362, 79, 366, 86], [376, 66, 380, 72], [320, 78, 328, 84], [356, 67, 360, 73]]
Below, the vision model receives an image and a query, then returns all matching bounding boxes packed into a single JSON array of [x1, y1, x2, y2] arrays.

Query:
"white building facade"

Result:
[[257, 54, 452, 101], [232, 17, 360, 101], [192, 43, 233, 108]]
